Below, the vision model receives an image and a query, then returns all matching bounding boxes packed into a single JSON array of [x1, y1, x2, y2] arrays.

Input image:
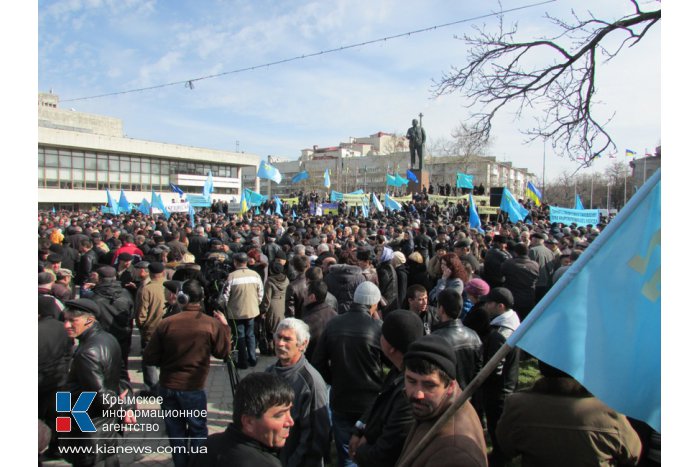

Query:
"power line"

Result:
[[62, 0, 557, 102]]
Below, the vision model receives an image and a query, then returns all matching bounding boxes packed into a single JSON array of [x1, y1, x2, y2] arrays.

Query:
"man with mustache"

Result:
[[396, 334, 488, 467]]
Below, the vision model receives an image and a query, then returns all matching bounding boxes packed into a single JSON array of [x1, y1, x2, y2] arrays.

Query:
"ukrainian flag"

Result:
[[525, 182, 542, 206]]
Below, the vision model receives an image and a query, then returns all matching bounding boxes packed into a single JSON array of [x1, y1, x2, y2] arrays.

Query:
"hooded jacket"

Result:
[[324, 264, 365, 314]]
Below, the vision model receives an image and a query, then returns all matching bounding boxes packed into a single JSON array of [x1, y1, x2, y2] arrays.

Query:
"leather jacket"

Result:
[[91, 279, 134, 341], [432, 319, 483, 389], [311, 302, 384, 416], [61, 323, 125, 464], [285, 274, 307, 318]]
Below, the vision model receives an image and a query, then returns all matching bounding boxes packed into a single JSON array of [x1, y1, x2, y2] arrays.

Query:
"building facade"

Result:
[[242, 132, 534, 199], [629, 146, 661, 190], [38, 92, 259, 210]]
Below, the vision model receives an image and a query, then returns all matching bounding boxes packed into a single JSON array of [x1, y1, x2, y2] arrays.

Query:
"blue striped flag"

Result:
[[508, 170, 660, 432]]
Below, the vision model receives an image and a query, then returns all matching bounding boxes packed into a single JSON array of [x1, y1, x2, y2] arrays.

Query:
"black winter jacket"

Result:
[[190, 424, 282, 467], [432, 319, 483, 389], [311, 302, 383, 416], [354, 367, 414, 467], [91, 279, 134, 341], [61, 323, 125, 465], [324, 264, 365, 314]]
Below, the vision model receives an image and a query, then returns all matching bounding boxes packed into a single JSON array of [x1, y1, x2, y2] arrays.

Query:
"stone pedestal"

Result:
[[407, 170, 429, 194]]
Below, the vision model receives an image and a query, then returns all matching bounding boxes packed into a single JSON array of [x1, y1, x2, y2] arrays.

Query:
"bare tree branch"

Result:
[[432, 1, 660, 167]]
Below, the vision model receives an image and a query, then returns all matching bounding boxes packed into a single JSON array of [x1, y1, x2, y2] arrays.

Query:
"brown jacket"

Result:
[[143, 304, 231, 391], [496, 377, 642, 467], [396, 391, 487, 467], [135, 277, 166, 343]]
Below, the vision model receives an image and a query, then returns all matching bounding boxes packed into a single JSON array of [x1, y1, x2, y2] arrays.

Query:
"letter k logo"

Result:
[[55, 392, 96, 432]]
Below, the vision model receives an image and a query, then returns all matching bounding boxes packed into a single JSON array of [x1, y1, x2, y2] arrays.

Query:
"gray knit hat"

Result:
[[353, 281, 382, 306]]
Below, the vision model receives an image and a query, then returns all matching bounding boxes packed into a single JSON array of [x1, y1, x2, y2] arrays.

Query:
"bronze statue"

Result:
[[406, 118, 426, 170]]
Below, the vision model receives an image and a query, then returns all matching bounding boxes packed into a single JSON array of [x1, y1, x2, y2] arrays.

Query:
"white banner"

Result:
[[164, 202, 190, 213]]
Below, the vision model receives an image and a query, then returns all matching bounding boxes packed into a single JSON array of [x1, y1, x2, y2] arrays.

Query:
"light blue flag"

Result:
[[324, 169, 331, 189], [266, 208, 271, 216], [292, 209, 297, 219], [406, 169, 419, 184], [500, 187, 528, 222], [255, 207, 260, 215], [274, 197, 283, 216], [105, 190, 119, 215], [52, 206, 56, 214], [384, 193, 402, 212], [386, 173, 397, 186], [349, 189, 364, 195], [291, 170, 309, 184], [138, 199, 151, 215], [361, 200, 369, 218], [456, 173, 474, 189], [575, 193, 585, 210], [258, 162, 283, 184], [508, 170, 661, 431], [151, 191, 170, 220], [203, 171, 214, 198], [118, 190, 130, 214], [188, 203, 196, 229], [244, 188, 267, 207], [330, 191, 344, 202], [394, 174, 409, 186], [371, 193, 385, 213], [468, 195, 484, 233]]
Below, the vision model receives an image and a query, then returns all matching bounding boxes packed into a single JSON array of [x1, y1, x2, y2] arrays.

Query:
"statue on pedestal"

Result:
[[406, 118, 426, 170]]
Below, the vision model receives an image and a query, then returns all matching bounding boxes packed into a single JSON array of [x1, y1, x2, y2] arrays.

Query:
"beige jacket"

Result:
[[221, 267, 264, 321]]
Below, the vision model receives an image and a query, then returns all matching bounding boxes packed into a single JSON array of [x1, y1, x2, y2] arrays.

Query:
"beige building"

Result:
[[243, 132, 534, 198], [38, 92, 259, 210]]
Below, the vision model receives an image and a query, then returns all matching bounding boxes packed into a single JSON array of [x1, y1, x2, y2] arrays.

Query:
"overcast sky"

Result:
[[38, 0, 660, 182]]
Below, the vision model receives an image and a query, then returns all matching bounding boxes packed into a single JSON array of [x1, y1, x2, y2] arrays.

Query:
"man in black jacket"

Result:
[[301, 280, 337, 358], [191, 372, 295, 467], [430, 289, 483, 390], [76, 238, 99, 286], [482, 235, 511, 289], [348, 310, 424, 467], [61, 299, 132, 467], [90, 266, 134, 378], [311, 281, 384, 467]]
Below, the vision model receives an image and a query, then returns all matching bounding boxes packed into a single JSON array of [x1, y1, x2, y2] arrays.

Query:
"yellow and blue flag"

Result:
[[258, 162, 282, 184], [324, 169, 331, 189], [525, 182, 542, 207], [508, 169, 661, 432], [499, 187, 528, 222], [240, 191, 248, 214], [625, 149, 637, 157]]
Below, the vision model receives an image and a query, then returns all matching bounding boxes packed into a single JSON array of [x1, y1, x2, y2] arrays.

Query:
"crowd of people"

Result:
[[38, 192, 658, 467]]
